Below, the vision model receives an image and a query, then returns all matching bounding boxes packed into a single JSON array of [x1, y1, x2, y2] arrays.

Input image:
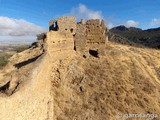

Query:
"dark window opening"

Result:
[[74, 40, 76, 51], [89, 49, 99, 58], [0, 81, 10, 93], [53, 22, 56, 28], [83, 55, 86, 58], [50, 21, 58, 31], [70, 28, 74, 33]]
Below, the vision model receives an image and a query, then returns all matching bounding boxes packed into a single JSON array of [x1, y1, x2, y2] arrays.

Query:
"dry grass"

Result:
[[51, 43, 160, 120], [0, 41, 160, 120]]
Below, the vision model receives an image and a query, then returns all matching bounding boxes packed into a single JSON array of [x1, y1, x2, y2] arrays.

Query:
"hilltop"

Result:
[[0, 17, 160, 120]]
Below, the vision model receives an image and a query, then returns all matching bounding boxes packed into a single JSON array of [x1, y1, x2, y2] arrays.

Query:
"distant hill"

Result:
[[111, 25, 142, 32], [109, 25, 160, 49]]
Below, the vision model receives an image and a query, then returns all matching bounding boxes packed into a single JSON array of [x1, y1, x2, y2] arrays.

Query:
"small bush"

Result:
[[37, 33, 46, 40]]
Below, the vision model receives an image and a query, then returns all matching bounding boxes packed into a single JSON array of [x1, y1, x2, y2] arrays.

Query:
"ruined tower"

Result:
[[47, 16, 77, 59], [49, 16, 76, 34], [48, 16, 107, 58], [75, 19, 107, 57]]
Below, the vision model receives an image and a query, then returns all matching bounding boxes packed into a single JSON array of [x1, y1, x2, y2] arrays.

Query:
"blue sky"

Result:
[[0, 0, 160, 41]]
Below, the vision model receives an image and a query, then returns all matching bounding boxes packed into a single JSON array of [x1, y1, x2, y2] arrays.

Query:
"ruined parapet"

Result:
[[47, 16, 77, 59], [48, 16, 108, 58], [74, 20, 86, 52], [46, 31, 74, 59], [86, 19, 106, 45], [49, 16, 76, 35], [101, 19, 106, 34], [81, 19, 86, 24], [57, 16, 76, 34], [85, 19, 107, 56], [74, 19, 107, 56]]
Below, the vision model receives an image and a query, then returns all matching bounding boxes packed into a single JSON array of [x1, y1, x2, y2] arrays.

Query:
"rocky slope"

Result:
[[110, 25, 160, 49], [0, 32, 160, 120]]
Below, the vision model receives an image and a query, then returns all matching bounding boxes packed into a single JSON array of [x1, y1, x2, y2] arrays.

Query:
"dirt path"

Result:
[[0, 54, 53, 120]]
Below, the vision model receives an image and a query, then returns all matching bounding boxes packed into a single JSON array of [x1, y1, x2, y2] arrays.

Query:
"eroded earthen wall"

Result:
[[48, 16, 107, 56], [86, 19, 106, 44], [46, 31, 74, 59], [57, 16, 76, 34], [74, 23, 86, 51]]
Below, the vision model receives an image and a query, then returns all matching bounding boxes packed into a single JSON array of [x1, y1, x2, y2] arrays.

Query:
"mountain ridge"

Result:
[[109, 25, 160, 49]]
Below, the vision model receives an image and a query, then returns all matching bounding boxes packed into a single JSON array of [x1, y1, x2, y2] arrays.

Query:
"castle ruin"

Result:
[[49, 16, 76, 34], [48, 16, 107, 57]]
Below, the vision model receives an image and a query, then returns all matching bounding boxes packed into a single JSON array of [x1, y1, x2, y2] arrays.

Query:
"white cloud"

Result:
[[107, 22, 113, 29], [106, 19, 140, 29], [150, 18, 160, 26], [70, 4, 103, 21], [0, 16, 47, 36], [125, 20, 139, 27], [68, 4, 141, 29]]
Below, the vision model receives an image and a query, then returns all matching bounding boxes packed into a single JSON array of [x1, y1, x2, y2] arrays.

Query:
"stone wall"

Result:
[[48, 16, 107, 56], [86, 19, 106, 44], [47, 31, 74, 51], [46, 31, 74, 59], [49, 16, 77, 34], [74, 19, 107, 56], [57, 16, 76, 34], [74, 21, 86, 51]]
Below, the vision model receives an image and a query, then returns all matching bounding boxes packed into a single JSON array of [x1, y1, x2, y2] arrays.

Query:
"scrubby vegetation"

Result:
[[37, 33, 46, 40], [15, 45, 29, 53], [0, 45, 30, 68], [0, 53, 11, 69]]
